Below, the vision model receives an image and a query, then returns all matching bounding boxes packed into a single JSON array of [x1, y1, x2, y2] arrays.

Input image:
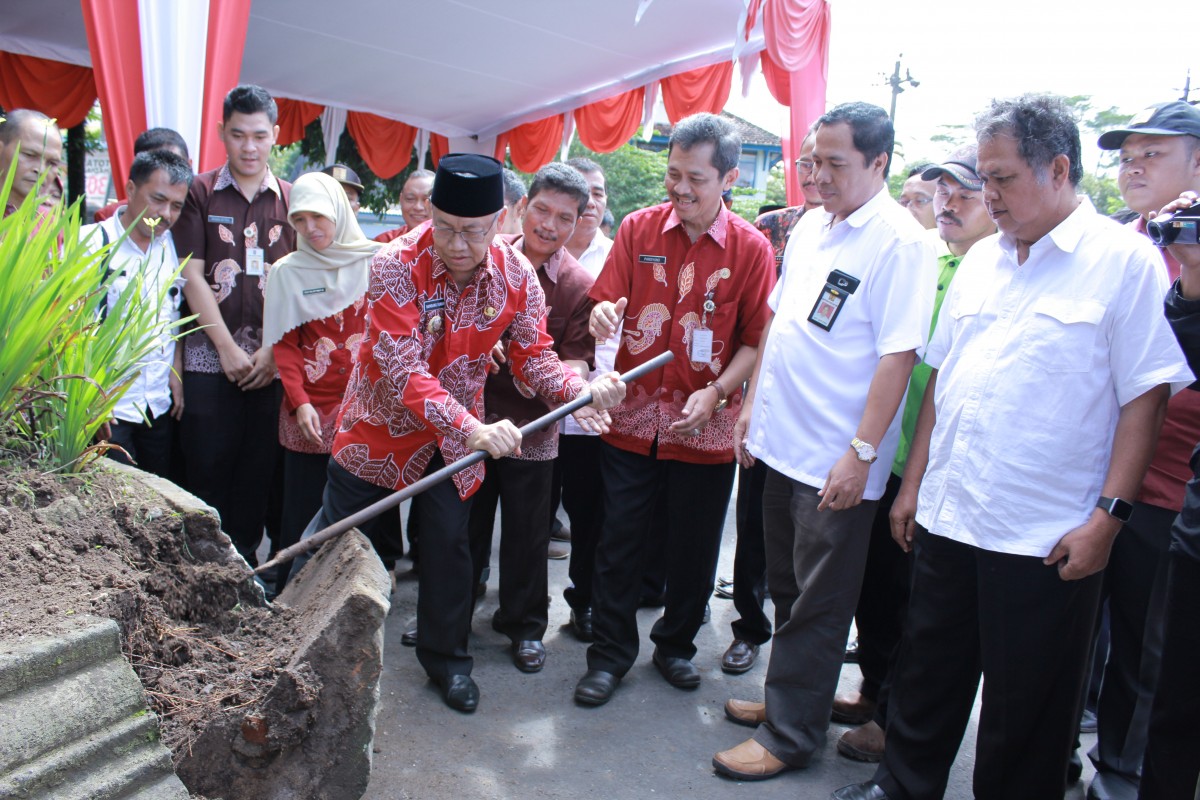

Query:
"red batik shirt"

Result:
[[332, 224, 586, 497], [274, 296, 370, 455], [589, 203, 774, 465]]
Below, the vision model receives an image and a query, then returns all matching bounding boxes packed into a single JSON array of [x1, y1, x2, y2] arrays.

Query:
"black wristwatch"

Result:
[[1096, 496, 1133, 523]]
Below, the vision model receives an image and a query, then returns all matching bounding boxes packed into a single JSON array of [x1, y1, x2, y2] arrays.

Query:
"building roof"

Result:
[[652, 112, 781, 148]]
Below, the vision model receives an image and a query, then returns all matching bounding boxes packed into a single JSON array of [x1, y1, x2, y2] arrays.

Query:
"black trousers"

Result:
[[586, 442, 734, 675], [180, 373, 281, 565], [1090, 501, 1174, 782], [875, 529, 1102, 800], [730, 460, 772, 645], [557, 435, 605, 613], [468, 457, 554, 642], [275, 450, 330, 593], [106, 411, 174, 479], [1139, 548, 1200, 799], [306, 456, 476, 681], [853, 472, 909, 705]]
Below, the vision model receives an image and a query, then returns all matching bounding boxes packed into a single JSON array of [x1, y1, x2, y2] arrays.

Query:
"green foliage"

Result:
[[567, 141, 669, 227], [295, 121, 424, 217], [0, 155, 190, 471]]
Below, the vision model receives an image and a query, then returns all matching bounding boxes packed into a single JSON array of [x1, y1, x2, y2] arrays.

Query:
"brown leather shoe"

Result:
[[547, 540, 570, 560], [721, 639, 760, 674], [512, 640, 546, 673], [712, 738, 793, 781], [831, 690, 877, 725], [837, 720, 884, 762], [724, 698, 766, 728]]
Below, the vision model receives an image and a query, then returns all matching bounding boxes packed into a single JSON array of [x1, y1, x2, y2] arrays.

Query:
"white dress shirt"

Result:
[[81, 210, 185, 423], [747, 187, 937, 500], [917, 199, 1193, 557], [564, 230, 615, 437]]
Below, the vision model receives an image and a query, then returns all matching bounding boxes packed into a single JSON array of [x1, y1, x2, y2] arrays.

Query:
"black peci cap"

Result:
[[431, 153, 504, 218]]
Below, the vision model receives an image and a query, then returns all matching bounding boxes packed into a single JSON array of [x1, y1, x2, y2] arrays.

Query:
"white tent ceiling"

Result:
[[1, 0, 766, 140]]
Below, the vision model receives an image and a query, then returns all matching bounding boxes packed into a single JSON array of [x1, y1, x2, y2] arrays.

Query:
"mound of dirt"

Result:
[[0, 464, 299, 760]]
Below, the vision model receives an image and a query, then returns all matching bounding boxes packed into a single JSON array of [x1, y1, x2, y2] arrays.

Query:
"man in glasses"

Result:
[[897, 164, 937, 230], [306, 153, 626, 714]]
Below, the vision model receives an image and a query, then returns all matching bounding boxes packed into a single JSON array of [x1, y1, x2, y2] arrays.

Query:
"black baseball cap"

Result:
[[322, 163, 364, 192], [1098, 101, 1200, 150], [921, 145, 982, 192]]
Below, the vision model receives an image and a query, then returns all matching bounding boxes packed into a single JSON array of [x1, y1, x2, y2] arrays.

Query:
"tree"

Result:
[[565, 140, 669, 228]]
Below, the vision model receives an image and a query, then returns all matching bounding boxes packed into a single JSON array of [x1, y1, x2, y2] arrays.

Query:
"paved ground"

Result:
[[361, 493, 1096, 800]]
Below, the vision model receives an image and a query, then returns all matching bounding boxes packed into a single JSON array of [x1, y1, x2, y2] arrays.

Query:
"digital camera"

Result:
[[1147, 203, 1200, 247]]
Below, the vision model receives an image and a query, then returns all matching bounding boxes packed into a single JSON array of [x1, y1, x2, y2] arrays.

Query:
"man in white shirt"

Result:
[[82, 150, 192, 478], [713, 102, 937, 780], [834, 95, 1194, 800]]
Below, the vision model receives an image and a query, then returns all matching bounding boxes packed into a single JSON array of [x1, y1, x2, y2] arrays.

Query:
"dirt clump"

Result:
[[0, 464, 300, 761]]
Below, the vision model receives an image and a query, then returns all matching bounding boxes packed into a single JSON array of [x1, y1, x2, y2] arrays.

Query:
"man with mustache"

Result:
[[467, 162, 597, 673], [833, 145, 994, 764]]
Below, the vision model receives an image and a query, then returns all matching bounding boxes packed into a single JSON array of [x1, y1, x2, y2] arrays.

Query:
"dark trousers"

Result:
[[558, 435, 605, 612], [468, 457, 554, 642], [180, 373, 280, 564], [586, 442, 734, 675], [106, 412, 174, 479], [275, 450, 331, 593], [305, 456, 475, 681], [875, 529, 1102, 800], [730, 460, 772, 645], [1139, 548, 1200, 800], [754, 468, 877, 766], [1091, 502, 1174, 782], [854, 472, 909, 705]]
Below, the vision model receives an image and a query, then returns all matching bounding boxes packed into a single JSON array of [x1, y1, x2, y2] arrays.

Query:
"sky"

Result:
[[725, 0, 1195, 174]]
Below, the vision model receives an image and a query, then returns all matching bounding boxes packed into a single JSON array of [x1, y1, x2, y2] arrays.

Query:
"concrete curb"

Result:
[[0, 617, 189, 799]]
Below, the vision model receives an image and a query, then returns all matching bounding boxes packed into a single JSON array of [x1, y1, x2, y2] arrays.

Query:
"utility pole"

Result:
[[886, 54, 920, 123], [1178, 70, 1195, 105]]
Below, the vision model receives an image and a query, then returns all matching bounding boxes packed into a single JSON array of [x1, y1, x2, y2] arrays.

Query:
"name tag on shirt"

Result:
[[302, 287, 326, 296], [246, 247, 265, 276], [808, 269, 860, 331], [638, 255, 667, 264], [208, 215, 235, 224], [690, 328, 714, 362]]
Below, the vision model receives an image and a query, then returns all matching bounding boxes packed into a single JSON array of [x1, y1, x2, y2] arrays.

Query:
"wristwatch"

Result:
[[707, 380, 728, 412], [1097, 496, 1133, 523], [850, 437, 878, 464]]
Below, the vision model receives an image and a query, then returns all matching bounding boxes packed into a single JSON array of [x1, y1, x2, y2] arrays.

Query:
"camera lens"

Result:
[[1147, 213, 1178, 247]]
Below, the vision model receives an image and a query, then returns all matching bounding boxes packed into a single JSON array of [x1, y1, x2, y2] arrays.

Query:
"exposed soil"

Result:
[[0, 463, 299, 762]]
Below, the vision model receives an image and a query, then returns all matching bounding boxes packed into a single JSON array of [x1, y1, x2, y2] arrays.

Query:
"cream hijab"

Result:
[[263, 171, 381, 348]]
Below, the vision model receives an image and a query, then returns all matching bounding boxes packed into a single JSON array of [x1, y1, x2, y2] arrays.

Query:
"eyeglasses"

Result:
[[795, 159, 815, 174], [899, 196, 933, 208], [431, 213, 499, 245]]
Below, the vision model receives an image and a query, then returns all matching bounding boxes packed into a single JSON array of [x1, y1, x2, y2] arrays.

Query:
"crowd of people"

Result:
[[2, 82, 1200, 800]]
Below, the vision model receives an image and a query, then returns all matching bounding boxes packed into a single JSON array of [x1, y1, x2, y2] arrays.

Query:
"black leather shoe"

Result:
[[653, 648, 701, 689], [513, 640, 546, 673], [401, 627, 417, 647], [844, 637, 860, 663], [1068, 750, 1083, 787], [575, 670, 620, 706], [436, 674, 479, 713], [570, 608, 594, 642], [831, 781, 890, 800], [721, 639, 760, 674]]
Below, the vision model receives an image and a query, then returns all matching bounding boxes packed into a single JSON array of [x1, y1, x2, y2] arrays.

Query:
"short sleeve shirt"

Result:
[[332, 224, 586, 497], [589, 203, 774, 464], [172, 164, 295, 373]]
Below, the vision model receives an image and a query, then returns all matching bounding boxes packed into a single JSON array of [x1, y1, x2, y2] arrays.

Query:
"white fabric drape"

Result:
[[138, 0, 209, 163], [320, 106, 347, 167]]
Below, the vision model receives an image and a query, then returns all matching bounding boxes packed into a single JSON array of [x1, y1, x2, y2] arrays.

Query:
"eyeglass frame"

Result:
[[430, 211, 501, 245], [794, 158, 815, 174]]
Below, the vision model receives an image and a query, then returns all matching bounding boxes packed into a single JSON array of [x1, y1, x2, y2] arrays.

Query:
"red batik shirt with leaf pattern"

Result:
[[332, 224, 586, 498]]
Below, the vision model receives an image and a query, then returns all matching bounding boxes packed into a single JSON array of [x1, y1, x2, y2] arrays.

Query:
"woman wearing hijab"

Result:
[[264, 171, 382, 593]]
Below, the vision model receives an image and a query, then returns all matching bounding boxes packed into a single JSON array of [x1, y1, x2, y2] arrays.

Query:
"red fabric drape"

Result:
[[275, 98, 323, 147], [0, 53, 97, 129], [346, 112, 416, 179], [660, 62, 733, 123], [760, 0, 831, 205], [198, 0, 253, 172], [492, 133, 510, 164], [574, 87, 645, 154], [505, 114, 563, 173], [81, 0, 146, 201], [430, 134, 449, 168]]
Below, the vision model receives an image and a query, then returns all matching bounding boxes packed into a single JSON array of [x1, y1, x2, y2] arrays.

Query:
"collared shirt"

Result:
[[172, 163, 295, 373], [332, 224, 586, 497], [753, 205, 807, 274], [589, 203, 774, 464], [374, 224, 411, 244], [1129, 216, 1200, 512], [81, 210, 185, 423], [892, 250, 961, 475], [747, 187, 936, 499], [564, 230, 615, 437], [917, 199, 1193, 557], [273, 296, 369, 455], [482, 236, 595, 460]]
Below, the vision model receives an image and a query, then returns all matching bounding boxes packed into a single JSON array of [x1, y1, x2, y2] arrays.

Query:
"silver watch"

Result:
[[850, 437, 878, 464]]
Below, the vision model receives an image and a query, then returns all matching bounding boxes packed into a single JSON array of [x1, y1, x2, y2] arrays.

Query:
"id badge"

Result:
[[246, 247, 265, 277], [690, 328, 714, 363], [807, 269, 860, 331]]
